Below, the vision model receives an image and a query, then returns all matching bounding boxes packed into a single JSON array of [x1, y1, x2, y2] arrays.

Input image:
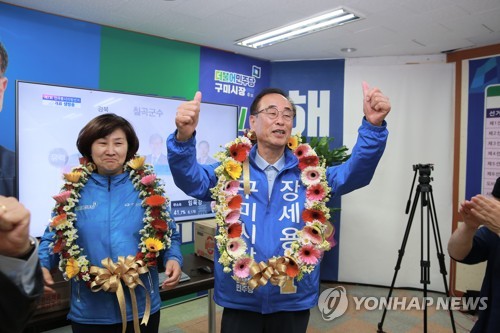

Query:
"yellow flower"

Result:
[[145, 237, 164, 252], [64, 171, 82, 183], [128, 156, 146, 170], [224, 159, 242, 179], [288, 135, 299, 150], [65, 258, 80, 279]]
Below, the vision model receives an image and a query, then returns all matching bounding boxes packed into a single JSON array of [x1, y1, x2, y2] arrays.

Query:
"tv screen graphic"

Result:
[[16, 81, 238, 237]]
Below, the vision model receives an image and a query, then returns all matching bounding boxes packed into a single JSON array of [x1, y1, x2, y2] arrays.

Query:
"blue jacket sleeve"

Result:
[[38, 225, 59, 270], [167, 130, 219, 202], [164, 218, 183, 267], [327, 117, 388, 198]]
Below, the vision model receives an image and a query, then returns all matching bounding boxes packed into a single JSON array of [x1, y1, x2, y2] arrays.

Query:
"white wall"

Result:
[[339, 56, 455, 292]]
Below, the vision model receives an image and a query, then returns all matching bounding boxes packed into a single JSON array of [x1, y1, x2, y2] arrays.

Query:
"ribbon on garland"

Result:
[[248, 257, 291, 290], [90, 256, 151, 333]]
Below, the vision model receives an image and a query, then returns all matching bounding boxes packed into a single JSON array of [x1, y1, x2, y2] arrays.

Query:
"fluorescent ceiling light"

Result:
[[236, 8, 362, 49]]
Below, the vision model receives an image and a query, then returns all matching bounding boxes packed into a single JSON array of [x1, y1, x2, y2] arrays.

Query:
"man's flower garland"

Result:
[[210, 131, 336, 289], [49, 156, 173, 284]]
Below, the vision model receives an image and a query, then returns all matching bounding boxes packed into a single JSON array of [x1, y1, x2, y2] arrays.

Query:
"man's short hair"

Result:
[[0, 42, 8, 76]]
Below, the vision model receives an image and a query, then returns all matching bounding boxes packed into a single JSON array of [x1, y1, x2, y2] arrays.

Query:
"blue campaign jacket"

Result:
[[167, 118, 387, 314], [38, 172, 183, 324]]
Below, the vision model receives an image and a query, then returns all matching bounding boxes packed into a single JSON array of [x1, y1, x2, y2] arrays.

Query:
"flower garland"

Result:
[[49, 156, 173, 284], [210, 131, 335, 289]]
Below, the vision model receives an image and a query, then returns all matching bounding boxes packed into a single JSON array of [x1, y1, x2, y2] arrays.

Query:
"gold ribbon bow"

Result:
[[90, 256, 151, 333], [248, 257, 291, 290]]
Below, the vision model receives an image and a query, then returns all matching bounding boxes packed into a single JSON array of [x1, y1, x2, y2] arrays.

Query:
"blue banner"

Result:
[[199, 47, 270, 132], [271, 59, 345, 281]]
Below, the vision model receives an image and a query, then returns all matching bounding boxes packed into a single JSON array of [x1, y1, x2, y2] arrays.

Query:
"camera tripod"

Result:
[[377, 164, 456, 333]]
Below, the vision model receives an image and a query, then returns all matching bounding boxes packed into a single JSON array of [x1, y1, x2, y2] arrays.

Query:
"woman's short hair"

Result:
[[76, 113, 140, 162]]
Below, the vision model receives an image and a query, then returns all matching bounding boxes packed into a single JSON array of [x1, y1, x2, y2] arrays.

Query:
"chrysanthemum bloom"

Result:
[[288, 136, 299, 150], [306, 183, 326, 201], [225, 209, 241, 224], [64, 171, 82, 183], [298, 155, 319, 170], [228, 222, 243, 238], [302, 225, 323, 244], [302, 208, 327, 223], [127, 156, 146, 170], [298, 244, 321, 265], [140, 174, 157, 186], [146, 194, 166, 207], [230, 143, 251, 163], [224, 159, 242, 179], [233, 257, 253, 278], [301, 166, 322, 185], [151, 219, 168, 232], [294, 144, 312, 159], [53, 190, 72, 204], [224, 180, 241, 195], [228, 195, 243, 210], [145, 238, 164, 252], [285, 257, 299, 277], [50, 213, 67, 228], [226, 238, 247, 257], [65, 257, 80, 279]]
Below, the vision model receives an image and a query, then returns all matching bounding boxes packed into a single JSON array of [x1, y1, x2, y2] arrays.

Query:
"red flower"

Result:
[[229, 143, 250, 163], [228, 195, 243, 210], [302, 209, 326, 223], [298, 155, 319, 170], [136, 251, 145, 261], [151, 219, 168, 232], [146, 195, 166, 207], [150, 208, 161, 218], [53, 238, 65, 253], [228, 223, 242, 238], [285, 258, 299, 278]]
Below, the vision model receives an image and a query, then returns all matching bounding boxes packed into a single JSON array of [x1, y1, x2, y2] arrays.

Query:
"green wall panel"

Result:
[[99, 27, 200, 99]]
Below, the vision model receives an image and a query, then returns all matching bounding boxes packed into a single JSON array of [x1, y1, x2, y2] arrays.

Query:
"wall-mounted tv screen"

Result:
[[16, 81, 238, 237]]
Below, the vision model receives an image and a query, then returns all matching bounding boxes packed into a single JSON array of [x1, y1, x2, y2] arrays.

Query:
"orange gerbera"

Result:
[[227, 223, 243, 238], [50, 213, 67, 228], [145, 194, 166, 207], [302, 208, 327, 223], [287, 136, 299, 150], [151, 219, 168, 232], [285, 257, 299, 278], [228, 195, 243, 210], [229, 143, 250, 163]]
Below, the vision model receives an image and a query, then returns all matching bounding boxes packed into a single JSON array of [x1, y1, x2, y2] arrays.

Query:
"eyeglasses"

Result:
[[254, 106, 295, 121]]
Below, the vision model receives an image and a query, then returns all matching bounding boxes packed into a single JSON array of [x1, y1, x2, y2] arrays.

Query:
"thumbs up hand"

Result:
[[362, 82, 391, 126], [175, 91, 202, 141]]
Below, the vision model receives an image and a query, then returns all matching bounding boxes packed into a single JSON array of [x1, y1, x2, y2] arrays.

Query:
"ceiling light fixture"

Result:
[[236, 8, 362, 49]]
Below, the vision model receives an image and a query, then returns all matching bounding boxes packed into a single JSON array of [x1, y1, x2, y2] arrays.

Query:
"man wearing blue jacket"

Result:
[[167, 83, 391, 333]]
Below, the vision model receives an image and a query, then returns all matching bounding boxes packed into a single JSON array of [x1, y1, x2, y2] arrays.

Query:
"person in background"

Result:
[[196, 140, 217, 165], [0, 196, 44, 333], [167, 83, 391, 333], [146, 133, 170, 175], [39, 114, 183, 333], [0, 42, 16, 197], [448, 177, 500, 333]]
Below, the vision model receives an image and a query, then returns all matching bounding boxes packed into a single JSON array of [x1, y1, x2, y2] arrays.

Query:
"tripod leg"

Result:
[[428, 190, 457, 333], [377, 188, 421, 333]]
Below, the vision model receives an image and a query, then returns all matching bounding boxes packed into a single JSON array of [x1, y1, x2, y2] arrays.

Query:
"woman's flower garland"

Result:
[[210, 131, 336, 288], [49, 156, 173, 284]]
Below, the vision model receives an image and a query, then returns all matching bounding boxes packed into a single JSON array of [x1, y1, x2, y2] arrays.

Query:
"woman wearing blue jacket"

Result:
[[167, 84, 391, 333], [39, 114, 183, 333]]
